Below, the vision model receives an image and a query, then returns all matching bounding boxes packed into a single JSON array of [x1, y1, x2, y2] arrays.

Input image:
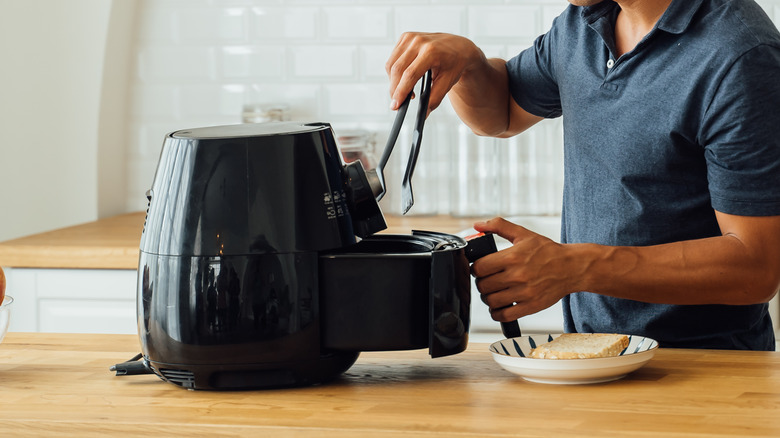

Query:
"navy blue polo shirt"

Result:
[[506, 0, 780, 350]]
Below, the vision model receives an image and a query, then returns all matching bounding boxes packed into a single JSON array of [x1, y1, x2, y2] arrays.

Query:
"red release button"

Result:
[[465, 232, 486, 241]]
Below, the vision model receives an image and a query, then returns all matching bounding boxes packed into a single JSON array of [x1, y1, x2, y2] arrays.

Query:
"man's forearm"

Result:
[[472, 215, 780, 321], [574, 235, 779, 306], [450, 58, 542, 138], [448, 58, 510, 136]]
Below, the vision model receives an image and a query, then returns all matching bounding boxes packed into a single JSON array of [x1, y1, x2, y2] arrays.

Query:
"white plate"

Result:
[[489, 334, 658, 385]]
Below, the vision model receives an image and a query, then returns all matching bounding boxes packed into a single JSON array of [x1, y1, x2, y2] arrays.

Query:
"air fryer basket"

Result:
[[319, 231, 470, 358]]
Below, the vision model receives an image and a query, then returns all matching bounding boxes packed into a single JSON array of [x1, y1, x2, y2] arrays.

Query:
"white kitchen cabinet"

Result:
[[4, 267, 137, 334], [3, 264, 779, 349]]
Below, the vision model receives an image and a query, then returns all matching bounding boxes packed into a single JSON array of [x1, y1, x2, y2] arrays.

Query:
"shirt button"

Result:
[[607, 59, 615, 69]]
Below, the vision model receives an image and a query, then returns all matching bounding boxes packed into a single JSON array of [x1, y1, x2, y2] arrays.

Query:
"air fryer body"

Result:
[[138, 123, 469, 390]]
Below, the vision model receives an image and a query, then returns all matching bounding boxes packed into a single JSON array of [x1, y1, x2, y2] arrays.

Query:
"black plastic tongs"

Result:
[[369, 70, 433, 215]]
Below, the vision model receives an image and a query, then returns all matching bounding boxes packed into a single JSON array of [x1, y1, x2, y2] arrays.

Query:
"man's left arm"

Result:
[[472, 215, 780, 322]]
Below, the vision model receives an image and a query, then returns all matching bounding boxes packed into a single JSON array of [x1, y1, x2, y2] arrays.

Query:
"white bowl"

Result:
[[0, 295, 13, 344], [490, 334, 658, 384]]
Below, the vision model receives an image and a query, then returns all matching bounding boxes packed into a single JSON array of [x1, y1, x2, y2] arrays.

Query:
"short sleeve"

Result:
[[506, 19, 564, 119], [701, 43, 780, 216]]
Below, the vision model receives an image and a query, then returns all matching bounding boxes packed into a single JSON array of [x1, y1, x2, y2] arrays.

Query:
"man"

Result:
[[386, 0, 780, 349]]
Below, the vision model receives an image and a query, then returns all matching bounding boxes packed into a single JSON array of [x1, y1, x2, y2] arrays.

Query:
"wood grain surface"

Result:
[[0, 212, 145, 269], [0, 333, 779, 437]]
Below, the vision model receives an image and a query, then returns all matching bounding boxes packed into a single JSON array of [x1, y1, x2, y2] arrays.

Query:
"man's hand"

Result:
[[386, 32, 487, 115], [386, 32, 542, 137], [471, 217, 573, 322]]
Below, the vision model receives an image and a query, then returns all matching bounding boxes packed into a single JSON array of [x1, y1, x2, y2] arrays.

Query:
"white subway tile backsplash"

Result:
[[138, 46, 216, 81], [252, 7, 319, 40], [219, 85, 249, 119], [286, 0, 358, 4], [467, 6, 540, 40], [125, 1, 586, 215], [127, 0, 780, 217], [291, 46, 357, 78], [145, 0, 211, 5], [324, 83, 390, 117], [237, 0, 283, 4], [244, 83, 322, 120], [175, 7, 249, 43], [395, 7, 465, 35], [360, 45, 394, 79], [179, 84, 245, 118], [431, 0, 501, 3], [221, 46, 285, 78], [362, 0, 420, 3], [323, 7, 392, 40]]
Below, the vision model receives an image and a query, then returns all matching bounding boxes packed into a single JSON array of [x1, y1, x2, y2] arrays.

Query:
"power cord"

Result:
[[110, 353, 153, 376]]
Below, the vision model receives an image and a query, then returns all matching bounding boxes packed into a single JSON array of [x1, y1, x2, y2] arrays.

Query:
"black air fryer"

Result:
[[135, 72, 473, 390]]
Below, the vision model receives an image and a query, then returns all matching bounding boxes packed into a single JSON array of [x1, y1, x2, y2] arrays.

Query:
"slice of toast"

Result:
[[529, 333, 630, 359]]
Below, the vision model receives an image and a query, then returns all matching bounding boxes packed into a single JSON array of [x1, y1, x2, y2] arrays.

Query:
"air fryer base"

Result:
[[147, 351, 360, 390]]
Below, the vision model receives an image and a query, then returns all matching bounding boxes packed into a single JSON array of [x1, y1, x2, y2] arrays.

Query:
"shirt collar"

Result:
[[581, 0, 706, 35], [580, 1, 616, 25], [656, 0, 705, 34]]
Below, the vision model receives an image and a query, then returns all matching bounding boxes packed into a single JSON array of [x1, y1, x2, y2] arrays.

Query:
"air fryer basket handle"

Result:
[[464, 233, 523, 339]]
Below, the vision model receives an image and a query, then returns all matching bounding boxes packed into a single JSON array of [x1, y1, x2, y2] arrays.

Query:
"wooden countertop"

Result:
[[0, 333, 779, 437], [0, 212, 481, 270], [0, 212, 145, 269]]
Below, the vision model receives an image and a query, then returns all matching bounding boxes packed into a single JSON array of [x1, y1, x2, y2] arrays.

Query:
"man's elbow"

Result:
[[747, 269, 780, 304], [469, 125, 510, 138]]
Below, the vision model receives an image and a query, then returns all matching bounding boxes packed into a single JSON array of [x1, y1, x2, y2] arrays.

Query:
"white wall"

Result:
[[0, 0, 136, 241], [97, 1, 138, 219]]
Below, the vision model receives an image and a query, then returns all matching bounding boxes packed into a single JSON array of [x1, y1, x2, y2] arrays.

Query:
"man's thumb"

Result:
[[472, 217, 524, 243]]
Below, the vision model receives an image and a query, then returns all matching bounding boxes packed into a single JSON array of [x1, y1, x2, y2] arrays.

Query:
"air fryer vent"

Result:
[[142, 190, 152, 234], [159, 368, 196, 388]]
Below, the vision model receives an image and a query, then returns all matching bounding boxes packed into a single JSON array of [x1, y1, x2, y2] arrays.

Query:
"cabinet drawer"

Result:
[[38, 299, 136, 334], [36, 269, 136, 299], [4, 267, 138, 333]]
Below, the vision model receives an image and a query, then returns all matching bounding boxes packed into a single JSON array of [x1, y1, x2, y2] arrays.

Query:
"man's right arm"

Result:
[[386, 32, 542, 138]]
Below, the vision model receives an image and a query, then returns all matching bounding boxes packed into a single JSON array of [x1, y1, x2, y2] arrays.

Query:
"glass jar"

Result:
[[338, 129, 377, 170], [241, 103, 290, 124]]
